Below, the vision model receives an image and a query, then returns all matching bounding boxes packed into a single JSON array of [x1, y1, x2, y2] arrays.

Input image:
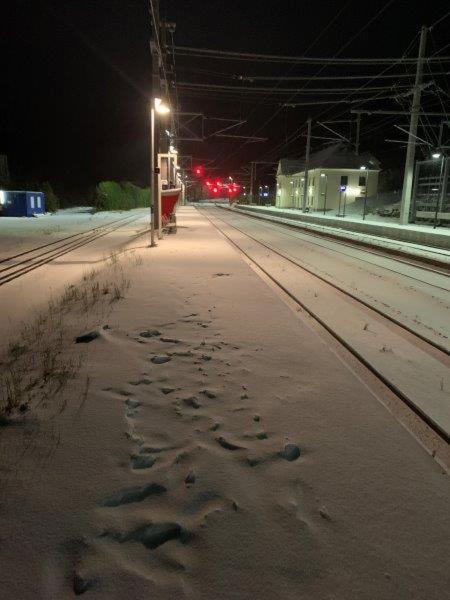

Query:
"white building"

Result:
[[276, 144, 380, 212]]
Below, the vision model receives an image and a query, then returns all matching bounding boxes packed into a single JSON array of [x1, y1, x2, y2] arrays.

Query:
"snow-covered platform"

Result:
[[230, 204, 450, 266]]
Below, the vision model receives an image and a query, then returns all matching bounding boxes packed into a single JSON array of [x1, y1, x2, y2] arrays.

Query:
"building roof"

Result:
[[278, 143, 380, 175], [277, 158, 304, 176]]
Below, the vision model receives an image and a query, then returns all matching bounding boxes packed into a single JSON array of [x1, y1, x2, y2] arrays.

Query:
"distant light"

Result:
[[320, 173, 326, 177], [165, 129, 171, 136], [264, 185, 268, 188], [432, 152, 441, 159], [339, 185, 347, 192], [0, 190, 5, 205], [290, 181, 294, 184], [262, 192, 269, 197], [360, 165, 367, 170], [169, 145, 178, 154], [431, 187, 439, 191]]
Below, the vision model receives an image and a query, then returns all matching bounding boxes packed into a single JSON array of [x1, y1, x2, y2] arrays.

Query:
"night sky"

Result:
[[2, 0, 449, 199]]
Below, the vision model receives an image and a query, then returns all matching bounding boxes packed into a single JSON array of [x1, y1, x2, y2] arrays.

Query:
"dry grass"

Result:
[[0, 251, 137, 421]]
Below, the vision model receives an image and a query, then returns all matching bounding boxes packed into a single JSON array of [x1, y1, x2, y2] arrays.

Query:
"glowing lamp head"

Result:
[[154, 98, 170, 115], [432, 152, 441, 159]]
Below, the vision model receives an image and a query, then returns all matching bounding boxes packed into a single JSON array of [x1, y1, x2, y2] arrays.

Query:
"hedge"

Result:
[[94, 181, 151, 211]]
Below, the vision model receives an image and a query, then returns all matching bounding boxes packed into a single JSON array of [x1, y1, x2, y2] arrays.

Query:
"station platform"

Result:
[[231, 204, 450, 266], [1, 206, 448, 599]]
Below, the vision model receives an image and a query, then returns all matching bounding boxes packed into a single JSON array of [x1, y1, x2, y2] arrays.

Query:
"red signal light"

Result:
[[193, 165, 204, 177]]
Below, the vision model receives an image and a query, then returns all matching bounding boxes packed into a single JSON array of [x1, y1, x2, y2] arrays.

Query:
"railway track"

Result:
[[199, 207, 450, 445], [228, 206, 450, 276], [0, 213, 148, 287]]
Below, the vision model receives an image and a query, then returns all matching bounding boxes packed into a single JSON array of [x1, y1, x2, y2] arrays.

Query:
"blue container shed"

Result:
[[1, 190, 46, 217]]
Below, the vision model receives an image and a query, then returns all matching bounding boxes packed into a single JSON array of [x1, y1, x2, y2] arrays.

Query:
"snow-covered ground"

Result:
[[0, 208, 150, 347], [0, 207, 149, 258], [0, 207, 449, 599], [204, 207, 450, 439], [232, 205, 450, 265]]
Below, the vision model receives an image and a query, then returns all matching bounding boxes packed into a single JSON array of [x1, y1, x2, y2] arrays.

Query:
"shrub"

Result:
[[40, 181, 60, 212], [93, 181, 151, 211]]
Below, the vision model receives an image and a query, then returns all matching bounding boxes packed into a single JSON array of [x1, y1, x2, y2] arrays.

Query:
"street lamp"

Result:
[[432, 152, 441, 159], [320, 172, 328, 215], [150, 97, 171, 246], [360, 165, 369, 220]]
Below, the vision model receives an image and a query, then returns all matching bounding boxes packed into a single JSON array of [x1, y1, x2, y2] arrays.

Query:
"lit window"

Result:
[[30, 196, 35, 208]]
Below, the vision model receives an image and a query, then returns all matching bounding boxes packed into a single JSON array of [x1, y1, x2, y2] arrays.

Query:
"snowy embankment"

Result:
[[0, 207, 149, 258], [0, 207, 449, 599], [230, 205, 450, 266]]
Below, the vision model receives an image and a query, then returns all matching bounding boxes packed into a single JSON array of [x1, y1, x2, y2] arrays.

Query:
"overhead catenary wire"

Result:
[[210, 1, 352, 167], [176, 82, 414, 94], [234, 71, 449, 82], [173, 45, 450, 65], [247, 31, 422, 165], [214, 0, 400, 169]]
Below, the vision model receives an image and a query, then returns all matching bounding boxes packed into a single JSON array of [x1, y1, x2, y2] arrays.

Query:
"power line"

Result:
[[429, 9, 450, 30], [235, 71, 449, 82], [249, 31, 421, 165], [176, 82, 413, 95], [210, 1, 351, 168], [214, 0, 400, 169], [173, 45, 450, 65]]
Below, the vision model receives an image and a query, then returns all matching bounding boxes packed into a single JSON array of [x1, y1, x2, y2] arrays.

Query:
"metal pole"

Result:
[[343, 192, 347, 217], [322, 173, 328, 215], [399, 25, 427, 225], [362, 170, 369, 220], [156, 153, 162, 238], [149, 106, 156, 247], [338, 190, 342, 216], [433, 157, 446, 229], [249, 162, 254, 204], [303, 117, 312, 212], [355, 113, 361, 155]]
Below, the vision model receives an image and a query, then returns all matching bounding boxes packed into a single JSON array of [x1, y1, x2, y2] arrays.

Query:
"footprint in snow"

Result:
[[131, 454, 156, 470], [182, 396, 202, 409], [151, 355, 171, 364], [119, 522, 188, 550], [139, 329, 161, 338], [216, 436, 245, 451], [128, 378, 152, 386], [103, 387, 133, 397], [160, 337, 182, 344], [101, 483, 166, 507]]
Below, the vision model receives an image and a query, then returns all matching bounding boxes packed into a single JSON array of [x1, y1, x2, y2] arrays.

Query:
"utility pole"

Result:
[[355, 113, 361, 155], [302, 117, 312, 211], [399, 25, 427, 225]]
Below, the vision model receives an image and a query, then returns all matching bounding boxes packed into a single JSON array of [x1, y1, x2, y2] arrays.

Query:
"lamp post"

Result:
[[149, 97, 170, 246], [360, 166, 369, 221], [321, 172, 327, 215]]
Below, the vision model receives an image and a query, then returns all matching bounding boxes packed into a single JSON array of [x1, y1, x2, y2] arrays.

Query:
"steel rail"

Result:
[[0, 215, 147, 287], [198, 207, 449, 444]]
